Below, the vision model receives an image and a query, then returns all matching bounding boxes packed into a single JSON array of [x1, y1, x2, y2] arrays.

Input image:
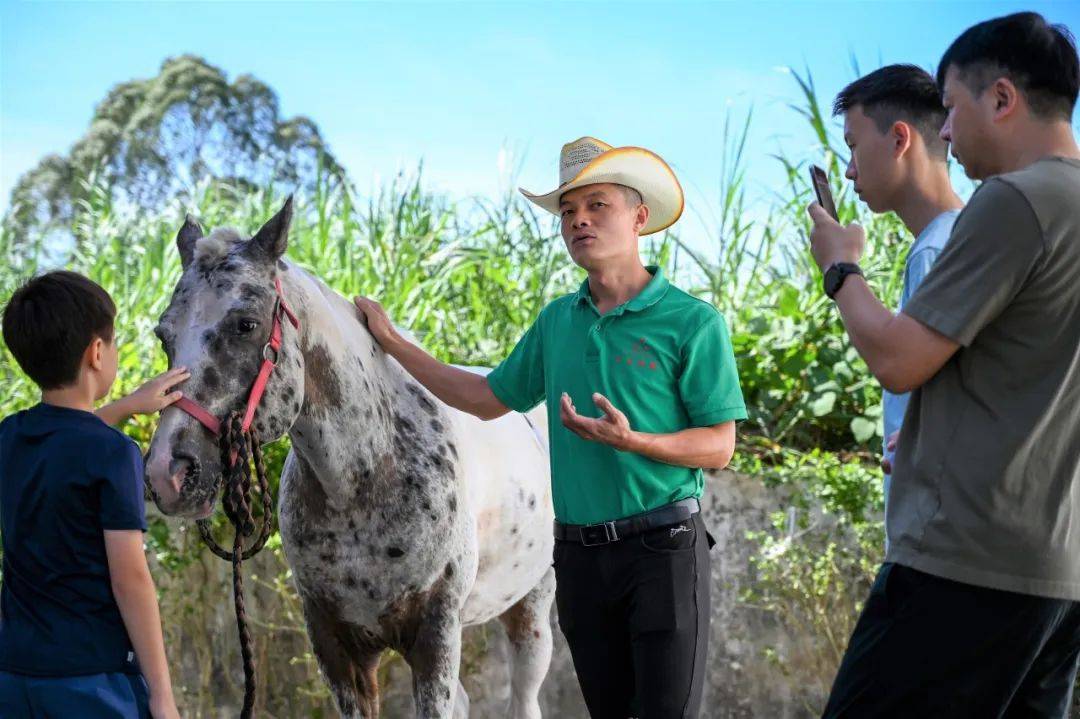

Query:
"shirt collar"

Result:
[[574, 265, 669, 314]]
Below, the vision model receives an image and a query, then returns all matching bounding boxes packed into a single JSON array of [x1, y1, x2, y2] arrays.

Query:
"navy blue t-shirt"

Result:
[[0, 403, 147, 676]]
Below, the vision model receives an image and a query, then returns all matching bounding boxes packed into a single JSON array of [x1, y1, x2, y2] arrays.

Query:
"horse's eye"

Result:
[[237, 318, 259, 335]]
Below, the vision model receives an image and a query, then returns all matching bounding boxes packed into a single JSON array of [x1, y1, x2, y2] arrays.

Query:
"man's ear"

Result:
[[892, 120, 913, 159], [634, 203, 651, 234], [991, 77, 1020, 120]]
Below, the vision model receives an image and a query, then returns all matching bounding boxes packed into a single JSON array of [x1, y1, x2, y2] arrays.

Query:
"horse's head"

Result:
[[146, 198, 305, 517]]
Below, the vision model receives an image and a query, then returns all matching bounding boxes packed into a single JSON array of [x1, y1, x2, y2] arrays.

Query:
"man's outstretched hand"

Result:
[[560, 391, 634, 450]]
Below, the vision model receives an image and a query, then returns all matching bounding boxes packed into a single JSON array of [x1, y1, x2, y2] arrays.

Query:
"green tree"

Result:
[[3, 54, 344, 253]]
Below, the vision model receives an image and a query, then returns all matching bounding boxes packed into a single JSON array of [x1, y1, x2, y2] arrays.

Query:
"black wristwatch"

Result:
[[823, 262, 863, 299]]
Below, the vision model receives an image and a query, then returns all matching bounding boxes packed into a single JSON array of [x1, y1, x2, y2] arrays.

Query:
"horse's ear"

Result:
[[250, 195, 293, 261], [177, 214, 203, 269]]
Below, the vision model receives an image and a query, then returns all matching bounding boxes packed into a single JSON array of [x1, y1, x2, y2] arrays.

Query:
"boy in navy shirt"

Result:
[[0, 271, 189, 718]]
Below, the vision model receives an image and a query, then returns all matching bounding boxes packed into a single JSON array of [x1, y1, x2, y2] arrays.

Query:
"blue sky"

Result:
[[2, 1, 1078, 250]]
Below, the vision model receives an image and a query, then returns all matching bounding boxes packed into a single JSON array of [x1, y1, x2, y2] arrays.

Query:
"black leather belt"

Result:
[[553, 498, 701, 546]]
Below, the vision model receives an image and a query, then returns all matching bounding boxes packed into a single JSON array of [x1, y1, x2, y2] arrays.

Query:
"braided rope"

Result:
[[196, 412, 274, 719]]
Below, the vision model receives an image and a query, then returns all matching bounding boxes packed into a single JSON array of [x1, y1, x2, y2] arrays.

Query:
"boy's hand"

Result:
[[123, 367, 190, 415], [353, 296, 401, 352], [150, 693, 181, 719], [96, 368, 189, 426]]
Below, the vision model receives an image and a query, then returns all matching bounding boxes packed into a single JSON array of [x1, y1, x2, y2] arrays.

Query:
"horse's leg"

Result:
[[301, 596, 382, 718], [497, 567, 555, 719], [404, 589, 464, 719]]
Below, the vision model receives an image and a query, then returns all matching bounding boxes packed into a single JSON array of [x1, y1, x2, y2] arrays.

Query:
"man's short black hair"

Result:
[[937, 12, 1079, 121], [2, 271, 116, 390], [833, 64, 949, 158]]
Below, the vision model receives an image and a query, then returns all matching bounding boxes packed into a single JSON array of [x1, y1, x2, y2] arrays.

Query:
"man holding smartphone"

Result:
[[829, 64, 964, 536], [810, 13, 1080, 716], [354, 137, 746, 718]]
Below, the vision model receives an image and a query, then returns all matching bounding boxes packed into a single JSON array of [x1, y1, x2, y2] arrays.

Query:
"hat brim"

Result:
[[519, 147, 684, 236]]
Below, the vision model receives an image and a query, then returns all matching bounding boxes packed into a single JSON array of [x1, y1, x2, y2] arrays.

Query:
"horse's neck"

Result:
[[283, 264, 399, 494]]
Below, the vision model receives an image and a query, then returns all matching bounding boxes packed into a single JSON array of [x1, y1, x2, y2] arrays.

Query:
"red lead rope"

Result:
[[174, 276, 300, 453]]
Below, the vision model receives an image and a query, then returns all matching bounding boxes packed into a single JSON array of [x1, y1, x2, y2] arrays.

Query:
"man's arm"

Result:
[[560, 392, 736, 470], [104, 530, 179, 719], [807, 204, 960, 394], [831, 275, 960, 394], [354, 297, 511, 420]]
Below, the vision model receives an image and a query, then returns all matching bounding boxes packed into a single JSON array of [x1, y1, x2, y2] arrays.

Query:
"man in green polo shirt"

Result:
[[354, 136, 745, 718]]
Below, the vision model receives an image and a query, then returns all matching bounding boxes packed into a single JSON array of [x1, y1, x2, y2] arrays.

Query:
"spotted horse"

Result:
[[144, 198, 556, 718]]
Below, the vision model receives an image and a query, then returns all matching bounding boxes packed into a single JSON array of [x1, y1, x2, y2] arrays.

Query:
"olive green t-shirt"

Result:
[[487, 266, 747, 525], [890, 157, 1080, 600]]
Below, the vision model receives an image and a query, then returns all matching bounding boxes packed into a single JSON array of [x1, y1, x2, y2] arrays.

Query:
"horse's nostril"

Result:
[[169, 453, 200, 483]]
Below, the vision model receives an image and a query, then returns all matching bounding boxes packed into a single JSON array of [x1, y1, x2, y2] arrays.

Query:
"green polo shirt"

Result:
[[487, 266, 746, 525]]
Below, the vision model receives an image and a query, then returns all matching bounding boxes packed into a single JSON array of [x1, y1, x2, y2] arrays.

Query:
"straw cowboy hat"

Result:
[[519, 137, 684, 236]]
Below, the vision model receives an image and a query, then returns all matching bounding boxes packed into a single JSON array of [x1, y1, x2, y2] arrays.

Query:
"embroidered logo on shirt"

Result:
[[670, 524, 691, 537], [614, 337, 658, 370]]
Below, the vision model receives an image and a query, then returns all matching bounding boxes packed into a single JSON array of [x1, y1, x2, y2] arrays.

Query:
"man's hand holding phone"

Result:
[[807, 164, 865, 273]]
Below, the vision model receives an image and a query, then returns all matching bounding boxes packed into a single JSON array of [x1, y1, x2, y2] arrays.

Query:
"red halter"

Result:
[[174, 276, 300, 444]]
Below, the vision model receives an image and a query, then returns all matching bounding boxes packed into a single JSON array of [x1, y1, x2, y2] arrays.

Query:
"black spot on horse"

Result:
[[203, 366, 220, 390], [239, 283, 268, 303], [387, 546, 405, 558], [528, 494, 537, 510], [449, 496, 457, 513], [395, 416, 415, 435], [430, 418, 443, 432], [447, 442, 458, 459], [304, 344, 344, 409], [345, 575, 357, 587], [444, 563, 454, 578]]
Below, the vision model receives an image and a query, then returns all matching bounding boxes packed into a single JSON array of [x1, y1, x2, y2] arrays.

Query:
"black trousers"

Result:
[[552, 511, 712, 719], [823, 562, 1080, 718]]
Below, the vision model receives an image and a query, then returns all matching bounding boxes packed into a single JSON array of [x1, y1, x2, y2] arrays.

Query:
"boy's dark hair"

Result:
[[2, 271, 116, 390], [833, 64, 949, 158], [937, 12, 1079, 121]]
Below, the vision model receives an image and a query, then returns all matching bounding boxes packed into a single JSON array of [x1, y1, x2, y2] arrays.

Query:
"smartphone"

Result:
[[809, 164, 838, 221]]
